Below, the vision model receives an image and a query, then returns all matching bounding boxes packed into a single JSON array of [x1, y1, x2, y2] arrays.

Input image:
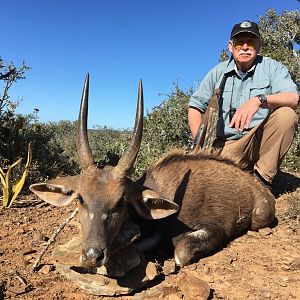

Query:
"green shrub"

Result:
[[133, 86, 192, 176], [25, 122, 79, 183]]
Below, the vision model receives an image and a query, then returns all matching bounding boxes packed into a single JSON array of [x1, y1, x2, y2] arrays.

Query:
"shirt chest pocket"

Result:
[[249, 80, 271, 97]]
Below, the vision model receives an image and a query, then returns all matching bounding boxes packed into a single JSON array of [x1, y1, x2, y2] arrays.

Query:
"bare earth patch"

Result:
[[0, 171, 299, 300]]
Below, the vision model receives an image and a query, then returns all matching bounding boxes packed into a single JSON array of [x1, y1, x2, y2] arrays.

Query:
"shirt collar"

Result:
[[224, 55, 259, 76]]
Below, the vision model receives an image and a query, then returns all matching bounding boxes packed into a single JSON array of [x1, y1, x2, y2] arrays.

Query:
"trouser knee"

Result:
[[268, 107, 298, 132]]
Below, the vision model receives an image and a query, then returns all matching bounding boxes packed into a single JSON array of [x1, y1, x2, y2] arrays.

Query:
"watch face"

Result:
[[258, 94, 266, 103]]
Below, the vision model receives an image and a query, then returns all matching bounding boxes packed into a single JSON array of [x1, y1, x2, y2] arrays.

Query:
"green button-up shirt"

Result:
[[189, 55, 298, 140]]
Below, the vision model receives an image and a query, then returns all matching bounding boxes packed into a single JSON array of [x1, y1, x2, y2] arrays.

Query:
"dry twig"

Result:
[[32, 207, 79, 272]]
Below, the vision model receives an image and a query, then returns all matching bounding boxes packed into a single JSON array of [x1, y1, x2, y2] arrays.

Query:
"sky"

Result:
[[2, 0, 299, 129]]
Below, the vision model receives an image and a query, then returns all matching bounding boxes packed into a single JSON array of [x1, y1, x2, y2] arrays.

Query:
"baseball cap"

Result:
[[230, 20, 260, 39]]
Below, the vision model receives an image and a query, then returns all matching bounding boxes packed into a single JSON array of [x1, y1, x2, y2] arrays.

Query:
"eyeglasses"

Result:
[[233, 38, 257, 49]]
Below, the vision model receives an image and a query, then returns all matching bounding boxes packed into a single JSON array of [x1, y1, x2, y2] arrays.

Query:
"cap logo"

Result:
[[240, 21, 252, 28]]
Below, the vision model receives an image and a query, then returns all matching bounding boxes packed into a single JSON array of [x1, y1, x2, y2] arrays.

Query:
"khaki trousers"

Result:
[[214, 107, 298, 183]]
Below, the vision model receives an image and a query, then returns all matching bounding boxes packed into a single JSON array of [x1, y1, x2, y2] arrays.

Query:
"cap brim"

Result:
[[231, 30, 260, 38]]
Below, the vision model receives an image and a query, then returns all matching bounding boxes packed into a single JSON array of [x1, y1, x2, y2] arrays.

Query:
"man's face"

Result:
[[228, 33, 261, 70]]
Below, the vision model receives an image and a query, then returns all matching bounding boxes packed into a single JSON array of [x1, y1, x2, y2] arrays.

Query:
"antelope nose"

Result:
[[82, 247, 105, 265]]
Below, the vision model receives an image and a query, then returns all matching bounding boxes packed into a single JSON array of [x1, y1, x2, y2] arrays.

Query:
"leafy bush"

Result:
[[90, 127, 131, 168], [258, 8, 300, 172], [0, 117, 77, 192], [134, 86, 191, 176], [25, 122, 78, 184]]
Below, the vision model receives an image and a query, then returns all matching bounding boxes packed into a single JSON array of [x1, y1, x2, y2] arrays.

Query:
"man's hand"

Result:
[[229, 97, 261, 132]]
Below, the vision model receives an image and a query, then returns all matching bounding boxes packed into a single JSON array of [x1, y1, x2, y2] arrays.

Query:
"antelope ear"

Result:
[[131, 188, 179, 219], [29, 176, 80, 207]]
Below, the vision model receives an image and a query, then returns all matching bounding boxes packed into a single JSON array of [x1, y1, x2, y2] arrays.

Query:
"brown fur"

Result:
[[134, 149, 275, 265], [139, 149, 275, 239]]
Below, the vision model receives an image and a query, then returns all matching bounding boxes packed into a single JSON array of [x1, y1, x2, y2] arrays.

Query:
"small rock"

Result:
[[96, 265, 109, 276], [131, 290, 150, 300], [155, 284, 179, 299], [187, 262, 197, 271], [279, 282, 287, 287], [132, 284, 180, 300], [6, 286, 27, 295], [161, 293, 182, 300], [22, 248, 37, 256], [264, 292, 272, 299], [178, 272, 210, 300], [281, 265, 291, 271], [162, 260, 177, 275], [223, 254, 238, 265], [290, 258, 300, 270], [146, 262, 159, 281], [204, 266, 210, 274], [247, 230, 259, 237], [258, 227, 273, 236], [39, 264, 55, 274]]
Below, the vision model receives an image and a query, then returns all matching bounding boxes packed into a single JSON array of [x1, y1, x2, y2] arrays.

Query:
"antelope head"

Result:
[[30, 75, 179, 268]]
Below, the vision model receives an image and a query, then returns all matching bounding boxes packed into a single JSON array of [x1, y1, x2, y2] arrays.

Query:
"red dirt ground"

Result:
[[0, 171, 299, 300]]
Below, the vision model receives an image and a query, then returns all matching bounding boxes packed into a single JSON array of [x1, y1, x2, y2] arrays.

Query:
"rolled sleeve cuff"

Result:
[[188, 97, 207, 113]]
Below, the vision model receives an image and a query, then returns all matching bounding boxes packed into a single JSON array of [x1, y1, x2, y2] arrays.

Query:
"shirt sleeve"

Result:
[[269, 60, 298, 94], [189, 67, 218, 113]]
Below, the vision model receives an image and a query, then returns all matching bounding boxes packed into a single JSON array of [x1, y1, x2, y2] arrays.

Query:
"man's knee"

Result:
[[269, 107, 298, 131]]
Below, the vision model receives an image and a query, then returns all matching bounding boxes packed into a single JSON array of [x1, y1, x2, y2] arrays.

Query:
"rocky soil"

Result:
[[0, 171, 299, 300]]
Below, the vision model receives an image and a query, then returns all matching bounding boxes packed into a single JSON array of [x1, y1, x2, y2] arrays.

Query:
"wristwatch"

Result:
[[256, 94, 267, 105]]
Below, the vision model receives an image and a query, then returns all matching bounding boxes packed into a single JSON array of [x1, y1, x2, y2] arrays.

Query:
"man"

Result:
[[188, 20, 299, 185]]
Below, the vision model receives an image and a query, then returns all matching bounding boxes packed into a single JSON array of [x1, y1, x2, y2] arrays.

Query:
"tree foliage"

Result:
[[258, 8, 300, 171], [0, 58, 30, 117], [259, 8, 300, 89], [0, 59, 30, 166], [25, 121, 78, 183], [133, 86, 192, 176]]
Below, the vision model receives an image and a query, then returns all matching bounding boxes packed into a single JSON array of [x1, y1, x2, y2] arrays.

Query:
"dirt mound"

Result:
[[0, 171, 299, 300]]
